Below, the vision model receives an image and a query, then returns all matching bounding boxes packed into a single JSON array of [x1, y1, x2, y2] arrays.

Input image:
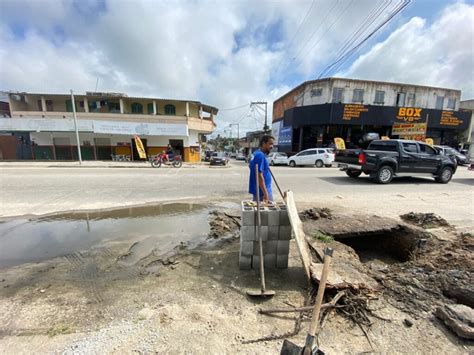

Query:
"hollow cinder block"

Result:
[[276, 254, 289, 269], [240, 240, 254, 256], [268, 226, 279, 240], [277, 240, 290, 255], [257, 240, 277, 255], [239, 255, 252, 270], [280, 208, 290, 226], [258, 226, 268, 241], [264, 254, 277, 268], [267, 207, 280, 226], [279, 225, 292, 240], [240, 226, 256, 241], [252, 255, 260, 269], [241, 208, 255, 226], [257, 208, 268, 226]]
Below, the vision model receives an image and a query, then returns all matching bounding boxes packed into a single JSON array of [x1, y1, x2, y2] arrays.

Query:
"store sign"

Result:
[[278, 126, 292, 146], [334, 137, 346, 150], [342, 104, 368, 121], [396, 107, 423, 122], [272, 121, 282, 144], [439, 111, 463, 126], [392, 123, 427, 136], [0, 118, 188, 136]]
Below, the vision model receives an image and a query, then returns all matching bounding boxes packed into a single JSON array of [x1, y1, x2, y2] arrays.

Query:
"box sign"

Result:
[[0, 118, 188, 136], [396, 107, 423, 122]]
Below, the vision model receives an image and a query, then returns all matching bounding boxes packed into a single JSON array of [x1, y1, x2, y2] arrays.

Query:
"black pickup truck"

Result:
[[335, 139, 457, 184]]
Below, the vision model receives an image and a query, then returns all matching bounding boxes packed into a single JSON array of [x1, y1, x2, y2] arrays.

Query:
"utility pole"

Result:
[[229, 123, 240, 152], [251, 101, 269, 133], [70, 90, 82, 164]]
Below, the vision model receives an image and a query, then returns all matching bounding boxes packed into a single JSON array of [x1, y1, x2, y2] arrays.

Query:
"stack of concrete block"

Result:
[[239, 201, 292, 270]]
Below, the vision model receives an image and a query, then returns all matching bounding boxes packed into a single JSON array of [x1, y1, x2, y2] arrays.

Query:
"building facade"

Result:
[[272, 77, 471, 153], [0, 92, 218, 162]]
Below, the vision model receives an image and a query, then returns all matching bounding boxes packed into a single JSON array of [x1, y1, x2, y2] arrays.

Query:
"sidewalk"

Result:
[[0, 160, 203, 168]]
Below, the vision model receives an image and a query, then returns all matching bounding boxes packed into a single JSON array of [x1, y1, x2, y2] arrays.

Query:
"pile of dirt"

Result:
[[300, 207, 333, 221], [208, 210, 240, 238], [371, 232, 474, 317], [400, 212, 450, 229]]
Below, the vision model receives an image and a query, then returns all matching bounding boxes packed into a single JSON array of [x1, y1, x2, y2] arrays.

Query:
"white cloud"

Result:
[[0, 0, 473, 136], [343, 2, 474, 99]]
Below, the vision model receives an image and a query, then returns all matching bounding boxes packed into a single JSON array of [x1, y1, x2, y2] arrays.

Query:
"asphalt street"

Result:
[[0, 161, 473, 228]]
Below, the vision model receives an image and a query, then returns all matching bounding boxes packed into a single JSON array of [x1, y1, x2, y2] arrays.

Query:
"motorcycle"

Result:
[[150, 153, 183, 168]]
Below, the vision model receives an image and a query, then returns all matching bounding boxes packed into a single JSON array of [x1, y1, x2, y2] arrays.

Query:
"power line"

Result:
[[219, 103, 251, 111]]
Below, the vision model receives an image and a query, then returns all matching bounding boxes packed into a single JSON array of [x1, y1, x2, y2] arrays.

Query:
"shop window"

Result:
[[352, 89, 364, 103], [447, 97, 456, 110], [37, 100, 43, 111], [165, 104, 176, 115], [147, 103, 154, 114], [407, 93, 416, 106], [46, 100, 54, 111], [66, 100, 73, 112], [396, 92, 406, 106], [108, 102, 121, 113], [332, 88, 344, 103], [435, 96, 444, 110], [131, 102, 143, 113], [374, 90, 385, 104]]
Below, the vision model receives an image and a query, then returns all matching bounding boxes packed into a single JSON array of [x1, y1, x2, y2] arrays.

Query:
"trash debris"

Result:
[[299, 207, 333, 221], [208, 210, 240, 238], [400, 212, 450, 229]]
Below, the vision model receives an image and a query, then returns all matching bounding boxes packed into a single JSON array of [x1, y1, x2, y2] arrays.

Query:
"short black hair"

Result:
[[259, 135, 275, 146]]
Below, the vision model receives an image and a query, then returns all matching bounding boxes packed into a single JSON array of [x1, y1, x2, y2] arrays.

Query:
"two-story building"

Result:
[[0, 91, 218, 162], [272, 77, 471, 152]]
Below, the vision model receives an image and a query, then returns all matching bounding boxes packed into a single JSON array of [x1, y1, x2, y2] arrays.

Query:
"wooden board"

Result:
[[284, 190, 312, 281]]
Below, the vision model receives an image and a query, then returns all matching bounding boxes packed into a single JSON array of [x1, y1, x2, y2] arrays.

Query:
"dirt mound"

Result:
[[208, 210, 240, 238], [400, 212, 450, 229], [300, 207, 332, 221], [371, 232, 474, 317]]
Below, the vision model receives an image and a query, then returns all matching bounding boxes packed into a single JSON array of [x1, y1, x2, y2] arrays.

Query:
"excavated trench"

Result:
[[332, 226, 421, 265]]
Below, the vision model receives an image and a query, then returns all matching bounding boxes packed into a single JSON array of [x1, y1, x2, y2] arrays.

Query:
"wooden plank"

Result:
[[284, 190, 312, 281]]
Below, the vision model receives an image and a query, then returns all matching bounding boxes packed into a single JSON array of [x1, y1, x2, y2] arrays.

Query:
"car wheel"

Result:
[[289, 160, 296, 167], [435, 167, 453, 183], [374, 165, 394, 184], [325, 164, 332, 168], [346, 170, 362, 178], [315, 160, 324, 168]]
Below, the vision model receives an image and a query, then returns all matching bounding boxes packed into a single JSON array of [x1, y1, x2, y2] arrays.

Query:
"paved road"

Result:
[[0, 161, 473, 227]]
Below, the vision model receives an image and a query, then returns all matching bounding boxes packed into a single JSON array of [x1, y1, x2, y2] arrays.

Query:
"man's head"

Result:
[[259, 135, 275, 154]]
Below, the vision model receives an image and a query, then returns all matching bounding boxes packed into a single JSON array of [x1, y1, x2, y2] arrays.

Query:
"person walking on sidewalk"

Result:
[[249, 135, 275, 202]]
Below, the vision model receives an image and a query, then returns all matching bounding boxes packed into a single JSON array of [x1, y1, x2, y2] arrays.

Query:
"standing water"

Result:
[[0, 203, 210, 268]]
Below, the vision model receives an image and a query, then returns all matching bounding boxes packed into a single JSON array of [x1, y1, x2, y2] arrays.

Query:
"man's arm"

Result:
[[258, 172, 270, 202]]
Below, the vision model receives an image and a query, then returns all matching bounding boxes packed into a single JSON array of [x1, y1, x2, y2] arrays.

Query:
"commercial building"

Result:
[[0, 91, 218, 162], [272, 77, 471, 153]]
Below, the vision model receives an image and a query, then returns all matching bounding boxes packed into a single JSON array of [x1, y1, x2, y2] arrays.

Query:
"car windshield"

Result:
[[213, 153, 225, 157], [277, 153, 287, 157]]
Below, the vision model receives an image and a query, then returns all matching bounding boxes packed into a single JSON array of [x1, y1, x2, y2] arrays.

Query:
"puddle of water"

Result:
[[0, 203, 209, 268]]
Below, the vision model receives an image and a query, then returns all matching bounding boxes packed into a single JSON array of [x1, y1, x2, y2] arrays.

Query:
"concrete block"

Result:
[[267, 207, 280, 225], [257, 226, 268, 241], [256, 240, 278, 255], [252, 255, 260, 269], [264, 254, 276, 268], [276, 254, 289, 269], [240, 226, 256, 241], [277, 240, 290, 255], [239, 255, 252, 270], [280, 208, 290, 226], [279, 225, 292, 240], [257, 208, 268, 226], [268, 226, 279, 240], [241, 207, 255, 226], [240, 240, 254, 256]]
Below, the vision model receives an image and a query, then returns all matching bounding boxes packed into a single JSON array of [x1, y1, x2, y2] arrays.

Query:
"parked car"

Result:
[[288, 148, 335, 168], [268, 152, 288, 166], [210, 152, 229, 166], [335, 139, 457, 184], [435, 145, 469, 165], [229, 152, 237, 159], [236, 153, 246, 161]]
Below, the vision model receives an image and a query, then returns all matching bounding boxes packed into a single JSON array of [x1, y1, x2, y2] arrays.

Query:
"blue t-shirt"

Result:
[[248, 150, 272, 198]]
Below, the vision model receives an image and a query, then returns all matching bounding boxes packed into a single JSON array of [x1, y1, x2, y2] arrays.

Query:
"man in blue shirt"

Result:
[[249, 135, 275, 202]]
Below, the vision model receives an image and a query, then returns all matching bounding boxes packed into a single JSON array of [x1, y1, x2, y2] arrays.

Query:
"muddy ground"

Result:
[[0, 205, 473, 353]]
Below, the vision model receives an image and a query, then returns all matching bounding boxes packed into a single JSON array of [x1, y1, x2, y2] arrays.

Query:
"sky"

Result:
[[0, 0, 473, 136]]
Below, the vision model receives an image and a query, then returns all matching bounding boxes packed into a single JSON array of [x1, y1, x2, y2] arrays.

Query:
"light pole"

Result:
[[70, 90, 82, 164], [229, 123, 240, 152]]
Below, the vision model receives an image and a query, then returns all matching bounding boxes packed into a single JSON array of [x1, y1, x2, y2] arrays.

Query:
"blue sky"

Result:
[[0, 0, 473, 135]]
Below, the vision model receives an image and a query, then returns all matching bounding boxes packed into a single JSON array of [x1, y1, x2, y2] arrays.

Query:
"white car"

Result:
[[288, 148, 335, 168], [268, 152, 288, 166]]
